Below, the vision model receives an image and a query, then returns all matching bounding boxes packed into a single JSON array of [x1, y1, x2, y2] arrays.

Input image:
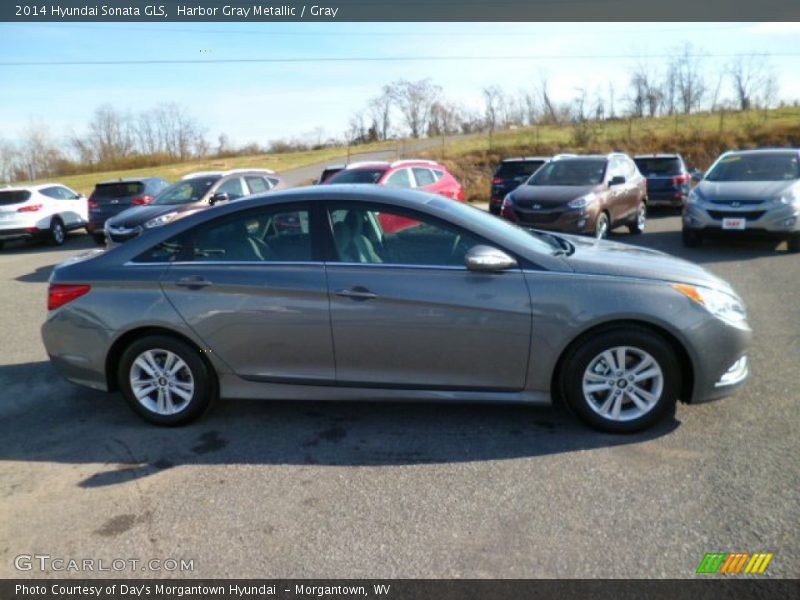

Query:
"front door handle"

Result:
[[175, 276, 212, 289], [335, 286, 378, 300]]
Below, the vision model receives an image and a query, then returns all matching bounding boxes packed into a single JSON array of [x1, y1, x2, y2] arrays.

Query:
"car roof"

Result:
[[633, 153, 682, 159], [96, 177, 165, 185], [180, 168, 276, 180], [719, 148, 800, 156], [2, 183, 67, 192], [501, 156, 550, 162]]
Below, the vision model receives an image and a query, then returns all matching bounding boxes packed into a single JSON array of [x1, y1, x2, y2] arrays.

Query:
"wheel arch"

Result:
[[550, 318, 695, 406], [105, 325, 217, 393]]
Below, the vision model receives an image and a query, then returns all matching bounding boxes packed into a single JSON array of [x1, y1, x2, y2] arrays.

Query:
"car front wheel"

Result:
[[560, 327, 680, 433], [594, 212, 610, 240], [118, 335, 216, 426]]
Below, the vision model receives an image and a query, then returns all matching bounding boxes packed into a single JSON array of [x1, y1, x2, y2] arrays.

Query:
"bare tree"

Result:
[[86, 104, 136, 164], [0, 138, 18, 183], [388, 79, 442, 138], [671, 44, 707, 114], [482, 85, 503, 148], [368, 86, 394, 140], [729, 54, 778, 111], [18, 121, 61, 181], [536, 74, 559, 124]]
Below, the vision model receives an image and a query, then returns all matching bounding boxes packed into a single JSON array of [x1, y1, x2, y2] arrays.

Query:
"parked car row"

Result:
[[489, 148, 800, 252]]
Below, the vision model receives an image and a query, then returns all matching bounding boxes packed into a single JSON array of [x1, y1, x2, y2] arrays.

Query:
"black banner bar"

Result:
[[2, 580, 799, 600], [2, 0, 800, 22]]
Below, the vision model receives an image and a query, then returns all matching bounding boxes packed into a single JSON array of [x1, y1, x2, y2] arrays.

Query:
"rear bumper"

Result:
[[0, 227, 41, 241], [648, 192, 686, 207], [41, 310, 112, 392]]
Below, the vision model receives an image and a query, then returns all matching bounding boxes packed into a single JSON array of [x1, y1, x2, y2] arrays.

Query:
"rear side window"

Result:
[[245, 176, 269, 194], [495, 161, 545, 178], [412, 168, 435, 187], [133, 234, 189, 263], [92, 182, 145, 199], [216, 177, 246, 200], [0, 190, 31, 205], [634, 158, 682, 176], [385, 169, 412, 188]]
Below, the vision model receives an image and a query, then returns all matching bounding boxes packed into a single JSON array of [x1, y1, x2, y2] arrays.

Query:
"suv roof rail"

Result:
[[345, 161, 390, 169], [224, 167, 275, 175], [390, 159, 439, 168], [552, 153, 578, 160]]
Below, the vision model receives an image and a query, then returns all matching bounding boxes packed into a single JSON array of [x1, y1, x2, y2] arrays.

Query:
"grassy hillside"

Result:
[[33, 140, 397, 196], [420, 107, 800, 202]]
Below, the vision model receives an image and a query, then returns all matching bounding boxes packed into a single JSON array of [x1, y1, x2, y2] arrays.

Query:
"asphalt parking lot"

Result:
[[0, 208, 797, 578]]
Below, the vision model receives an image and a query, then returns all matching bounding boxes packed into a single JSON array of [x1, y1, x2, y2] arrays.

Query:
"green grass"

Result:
[[34, 140, 397, 196]]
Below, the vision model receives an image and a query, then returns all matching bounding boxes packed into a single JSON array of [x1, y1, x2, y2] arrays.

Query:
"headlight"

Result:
[[777, 189, 799, 206], [567, 194, 594, 209], [672, 283, 747, 326], [144, 213, 178, 229]]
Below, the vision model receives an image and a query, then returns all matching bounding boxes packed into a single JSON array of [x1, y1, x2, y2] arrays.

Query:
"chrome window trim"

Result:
[[124, 260, 324, 267]]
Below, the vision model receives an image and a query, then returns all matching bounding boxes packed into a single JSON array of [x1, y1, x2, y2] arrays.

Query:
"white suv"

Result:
[[0, 183, 88, 249]]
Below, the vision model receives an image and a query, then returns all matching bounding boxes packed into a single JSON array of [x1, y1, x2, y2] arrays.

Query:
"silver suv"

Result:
[[682, 149, 800, 253]]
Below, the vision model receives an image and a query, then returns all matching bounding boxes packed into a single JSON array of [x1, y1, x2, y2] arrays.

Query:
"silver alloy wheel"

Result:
[[129, 348, 195, 415], [595, 215, 609, 239], [582, 346, 664, 422], [51, 220, 65, 244]]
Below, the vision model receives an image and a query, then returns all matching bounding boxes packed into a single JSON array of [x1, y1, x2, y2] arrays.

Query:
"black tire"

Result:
[[628, 201, 647, 234], [117, 335, 216, 426], [682, 227, 703, 247], [0, 240, 4, 251], [559, 327, 681, 433], [92, 233, 106, 246], [787, 235, 800, 254], [47, 217, 66, 246], [594, 212, 610, 240]]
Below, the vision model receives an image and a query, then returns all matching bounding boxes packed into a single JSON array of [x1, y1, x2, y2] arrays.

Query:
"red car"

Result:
[[325, 159, 465, 232]]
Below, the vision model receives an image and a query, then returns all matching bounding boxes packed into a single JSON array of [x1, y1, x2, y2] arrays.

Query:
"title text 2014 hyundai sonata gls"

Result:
[[42, 186, 751, 433]]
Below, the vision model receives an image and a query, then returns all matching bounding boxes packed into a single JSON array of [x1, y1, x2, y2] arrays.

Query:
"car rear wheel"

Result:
[[787, 235, 800, 254], [560, 327, 680, 433], [682, 227, 703, 247], [48, 218, 66, 246], [628, 202, 647, 234], [594, 212, 610, 240], [118, 335, 216, 426], [92, 233, 106, 245]]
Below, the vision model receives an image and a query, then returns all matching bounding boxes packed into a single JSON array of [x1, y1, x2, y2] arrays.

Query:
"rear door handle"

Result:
[[175, 276, 212, 289], [335, 286, 378, 300]]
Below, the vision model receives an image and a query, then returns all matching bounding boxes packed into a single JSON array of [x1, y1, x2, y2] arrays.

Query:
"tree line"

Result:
[[0, 45, 788, 184]]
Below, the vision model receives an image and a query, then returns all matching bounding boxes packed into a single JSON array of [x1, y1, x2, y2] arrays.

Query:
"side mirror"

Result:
[[209, 192, 229, 205], [609, 175, 626, 186], [464, 245, 517, 272]]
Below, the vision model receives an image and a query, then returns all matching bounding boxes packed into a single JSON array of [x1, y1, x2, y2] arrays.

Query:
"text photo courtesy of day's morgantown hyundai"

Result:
[[0, 2, 798, 598]]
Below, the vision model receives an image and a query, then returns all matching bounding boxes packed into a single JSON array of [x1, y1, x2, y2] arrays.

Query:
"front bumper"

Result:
[[509, 205, 594, 234], [684, 202, 800, 236], [106, 224, 143, 244]]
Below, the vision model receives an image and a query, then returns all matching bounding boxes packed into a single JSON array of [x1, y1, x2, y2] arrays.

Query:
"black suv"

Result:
[[489, 157, 549, 215], [87, 177, 170, 244], [633, 154, 691, 210]]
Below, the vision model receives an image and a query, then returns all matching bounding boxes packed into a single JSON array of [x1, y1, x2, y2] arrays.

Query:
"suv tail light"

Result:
[[88, 200, 99, 209], [131, 195, 154, 205], [672, 174, 689, 185], [491, 176, 504, 185], [17, 204, 43, 212], [48, 284, 91, 310]]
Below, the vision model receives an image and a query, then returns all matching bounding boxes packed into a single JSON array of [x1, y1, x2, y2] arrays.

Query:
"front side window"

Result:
[[216, 177, 246, 200], [328, 204, 483, 267]]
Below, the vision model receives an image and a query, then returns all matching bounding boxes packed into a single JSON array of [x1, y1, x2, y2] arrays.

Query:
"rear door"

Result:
[[159, 203, 335, 383]]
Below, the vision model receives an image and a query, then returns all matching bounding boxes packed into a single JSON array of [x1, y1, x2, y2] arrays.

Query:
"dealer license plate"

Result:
[[722, 217, 746, 230]]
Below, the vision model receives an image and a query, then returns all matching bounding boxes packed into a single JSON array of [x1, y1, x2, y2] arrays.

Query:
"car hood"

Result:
[[511, 184, 597, 207], [695, 180, 797, 202], [559, 234, 732, 291], [106, 204, 185, 228]]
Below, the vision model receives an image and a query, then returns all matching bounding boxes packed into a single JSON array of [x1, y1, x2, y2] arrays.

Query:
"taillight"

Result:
[[672, 174, 689, 185], [492, 176, 504, 185], [47, 284, 91, 310], [17, 204, 43, 212], [456, 188, 466, 202], [88, 200, 99, 209], [501, 197, 517, 221], [131, 195, 154, 205]]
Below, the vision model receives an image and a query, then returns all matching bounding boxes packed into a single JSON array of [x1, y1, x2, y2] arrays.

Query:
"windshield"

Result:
[[152, 177, 217, 206], [495, 161, 545, 179], [634, 157, 682, 176], [528, 159, 606, 186], [327, 168, 386, 184], [705, 153, 800, 182]]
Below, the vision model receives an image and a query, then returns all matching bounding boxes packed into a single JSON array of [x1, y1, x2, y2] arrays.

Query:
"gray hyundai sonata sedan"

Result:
[[42, 186, 751, 433]]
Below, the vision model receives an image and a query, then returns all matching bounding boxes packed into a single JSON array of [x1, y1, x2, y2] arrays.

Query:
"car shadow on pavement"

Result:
[[0, 361, 679, 488], [15, 264, 56, 283], [0, 233, 93, 255], [622, 230, 787, 263]]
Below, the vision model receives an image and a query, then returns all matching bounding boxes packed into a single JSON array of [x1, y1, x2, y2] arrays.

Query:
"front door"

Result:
[[324, 203, 532, 390]]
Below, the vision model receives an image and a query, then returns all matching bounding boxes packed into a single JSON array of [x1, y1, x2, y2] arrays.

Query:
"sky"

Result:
[[0, 21, 799, 147]]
